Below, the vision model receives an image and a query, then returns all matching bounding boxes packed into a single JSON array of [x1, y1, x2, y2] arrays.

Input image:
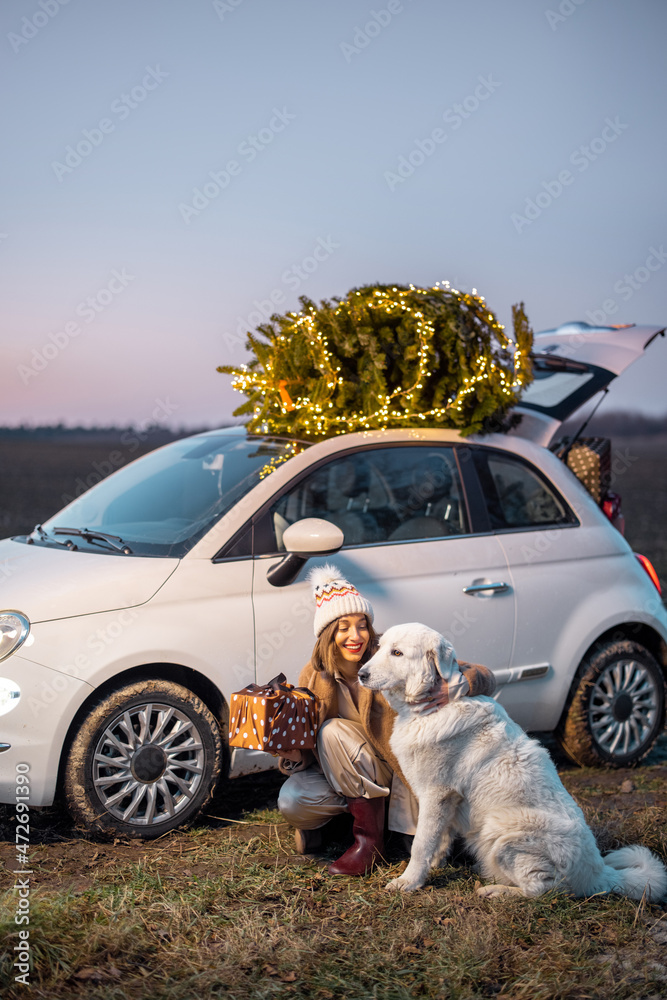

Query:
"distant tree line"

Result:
[[1, 412, 665, 442], [559, 411, 667, 438], [0, 423, 221, 442]]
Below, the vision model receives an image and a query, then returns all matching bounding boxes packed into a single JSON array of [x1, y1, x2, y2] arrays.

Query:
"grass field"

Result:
[[1, 748, 666, 1000], [1, 431, 666, 999]]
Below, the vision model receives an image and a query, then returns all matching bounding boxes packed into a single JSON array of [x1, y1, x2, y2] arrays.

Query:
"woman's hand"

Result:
[[409, 674, 471, 713], [278, 749, 313, 775]]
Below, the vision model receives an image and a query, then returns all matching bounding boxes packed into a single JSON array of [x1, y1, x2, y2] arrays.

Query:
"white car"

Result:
[[1, 322, 665, 838]]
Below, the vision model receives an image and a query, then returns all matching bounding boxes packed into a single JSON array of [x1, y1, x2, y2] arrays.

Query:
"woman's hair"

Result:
[[311, 614, 380, 676]]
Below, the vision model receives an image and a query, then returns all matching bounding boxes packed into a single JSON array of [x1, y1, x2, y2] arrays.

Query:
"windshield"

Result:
[[43, 430, 306, 557]]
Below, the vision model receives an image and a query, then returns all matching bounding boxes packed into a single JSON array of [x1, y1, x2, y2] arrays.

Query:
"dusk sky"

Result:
[[2, 0, 666, 429]]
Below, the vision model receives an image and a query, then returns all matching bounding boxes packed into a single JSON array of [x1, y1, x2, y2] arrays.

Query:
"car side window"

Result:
[[260, 446, 469, 552], [472, 448, 574, 530]]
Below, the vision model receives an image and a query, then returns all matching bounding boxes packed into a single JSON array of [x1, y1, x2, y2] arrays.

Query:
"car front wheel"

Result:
[[64, 680, 223, 838], [557, 640, 666, 767]]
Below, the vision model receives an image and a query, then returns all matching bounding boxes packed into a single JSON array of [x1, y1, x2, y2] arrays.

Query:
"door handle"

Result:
[[463, 581, 510, 595]]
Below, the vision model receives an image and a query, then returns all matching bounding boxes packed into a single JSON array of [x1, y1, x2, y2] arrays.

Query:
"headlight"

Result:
[[0, 678, 21, 716], [0, 611, 30, 663]]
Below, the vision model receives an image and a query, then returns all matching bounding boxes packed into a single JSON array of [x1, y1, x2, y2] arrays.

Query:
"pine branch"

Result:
[[218, 283, 535, 439]]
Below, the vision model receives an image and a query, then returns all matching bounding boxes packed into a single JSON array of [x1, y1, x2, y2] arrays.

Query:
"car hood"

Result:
[[0, 537, 179, 623], [510, 322, 665, 445]]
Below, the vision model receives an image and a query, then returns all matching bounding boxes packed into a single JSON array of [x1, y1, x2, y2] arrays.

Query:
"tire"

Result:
[[556, 640, 666, 768], [64, 680, 223, 838]]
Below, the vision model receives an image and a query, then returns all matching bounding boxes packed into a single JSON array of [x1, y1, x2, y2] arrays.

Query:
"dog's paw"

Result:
[[385, 875, 424, 893], [476, 883, 523, 899]]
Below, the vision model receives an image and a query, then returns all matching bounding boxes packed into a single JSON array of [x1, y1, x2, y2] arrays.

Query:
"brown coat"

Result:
[[298, 660, 496, 788]]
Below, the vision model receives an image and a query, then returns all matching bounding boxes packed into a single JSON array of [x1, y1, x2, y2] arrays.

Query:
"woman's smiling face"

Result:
[[334, 613, 370, 672]]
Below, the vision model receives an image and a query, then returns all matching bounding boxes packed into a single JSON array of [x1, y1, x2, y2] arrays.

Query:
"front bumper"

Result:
[[0, 652, 94, 806]]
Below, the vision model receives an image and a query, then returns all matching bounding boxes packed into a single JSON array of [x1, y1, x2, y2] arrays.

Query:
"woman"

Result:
[[277, 566, 496, 876]]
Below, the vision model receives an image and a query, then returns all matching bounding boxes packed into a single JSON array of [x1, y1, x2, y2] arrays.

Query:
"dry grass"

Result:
[[2, 759, 667, 1000]]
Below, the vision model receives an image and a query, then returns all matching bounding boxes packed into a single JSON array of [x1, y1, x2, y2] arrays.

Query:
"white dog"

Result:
[[358, 623, 667, 900]]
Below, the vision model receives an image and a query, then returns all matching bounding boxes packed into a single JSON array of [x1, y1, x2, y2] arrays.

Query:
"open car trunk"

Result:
[[509, 322, 665, 447]]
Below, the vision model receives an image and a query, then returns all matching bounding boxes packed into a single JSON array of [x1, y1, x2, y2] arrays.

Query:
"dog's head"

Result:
[[357, 623, 458, 703]]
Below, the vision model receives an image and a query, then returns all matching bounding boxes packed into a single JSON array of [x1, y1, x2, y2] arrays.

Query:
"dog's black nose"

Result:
[[357, 666, 369, 685]]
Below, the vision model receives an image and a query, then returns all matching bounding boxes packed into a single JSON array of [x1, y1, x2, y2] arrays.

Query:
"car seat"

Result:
[[304, 459, 382, 546], [388, 455, 461, 540]]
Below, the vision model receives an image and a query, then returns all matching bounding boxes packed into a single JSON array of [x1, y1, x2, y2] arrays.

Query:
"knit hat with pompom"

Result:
[[309, 564, 374, 637]]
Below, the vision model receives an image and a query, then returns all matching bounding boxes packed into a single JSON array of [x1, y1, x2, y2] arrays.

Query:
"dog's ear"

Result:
[[430, 638, 459, 681], [405, 651, 438, 702]]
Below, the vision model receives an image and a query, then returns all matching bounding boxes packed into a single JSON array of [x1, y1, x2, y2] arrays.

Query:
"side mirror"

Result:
[[267, 518, 344, 587], [283, 518, 345, 556]]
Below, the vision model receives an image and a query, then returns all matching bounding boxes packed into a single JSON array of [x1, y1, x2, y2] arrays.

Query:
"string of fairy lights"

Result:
[[226, 283, 530, 440], [257, 441, 305, 479]]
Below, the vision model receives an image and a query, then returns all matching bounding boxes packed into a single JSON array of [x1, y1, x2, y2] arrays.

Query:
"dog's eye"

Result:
[[391, 649, 403, 657]]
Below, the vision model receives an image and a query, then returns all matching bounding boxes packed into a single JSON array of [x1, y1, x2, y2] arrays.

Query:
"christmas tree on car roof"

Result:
[[218, 283, 534, 441]]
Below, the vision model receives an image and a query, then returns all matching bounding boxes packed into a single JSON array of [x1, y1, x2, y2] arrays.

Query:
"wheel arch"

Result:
[[554, 624, 667, 767], [591, 621, 667, 676], [55, 662, 231, 802], [557, 620, 667, 731]]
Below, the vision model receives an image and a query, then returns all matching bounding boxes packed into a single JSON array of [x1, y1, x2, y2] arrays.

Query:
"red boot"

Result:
[[328, 796, 385, 876]]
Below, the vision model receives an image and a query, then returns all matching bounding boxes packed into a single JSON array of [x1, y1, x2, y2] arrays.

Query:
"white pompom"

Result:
[[307, 563, 344, 590]]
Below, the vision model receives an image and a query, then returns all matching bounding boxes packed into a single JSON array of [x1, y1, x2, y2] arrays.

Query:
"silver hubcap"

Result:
[[589, 659, 659, 758], [93, 702, 205, 827]]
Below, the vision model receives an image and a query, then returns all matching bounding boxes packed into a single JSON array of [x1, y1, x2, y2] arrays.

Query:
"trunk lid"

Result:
[[510, 322, 665, 446]]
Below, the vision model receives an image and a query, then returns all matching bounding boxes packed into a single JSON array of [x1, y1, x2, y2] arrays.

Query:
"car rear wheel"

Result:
[[557, 640, 666, 767], [64, 680, 223, 838]]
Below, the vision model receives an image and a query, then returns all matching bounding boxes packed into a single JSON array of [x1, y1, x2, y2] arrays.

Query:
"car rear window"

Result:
[[472, 449, 575, 530]]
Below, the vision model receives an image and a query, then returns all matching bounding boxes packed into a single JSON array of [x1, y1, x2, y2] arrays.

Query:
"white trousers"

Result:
[[277, 718, 418, 835]]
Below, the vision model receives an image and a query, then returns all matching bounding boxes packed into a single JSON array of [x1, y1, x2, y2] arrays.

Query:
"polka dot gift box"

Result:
[[228, 673, 320, 755]]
